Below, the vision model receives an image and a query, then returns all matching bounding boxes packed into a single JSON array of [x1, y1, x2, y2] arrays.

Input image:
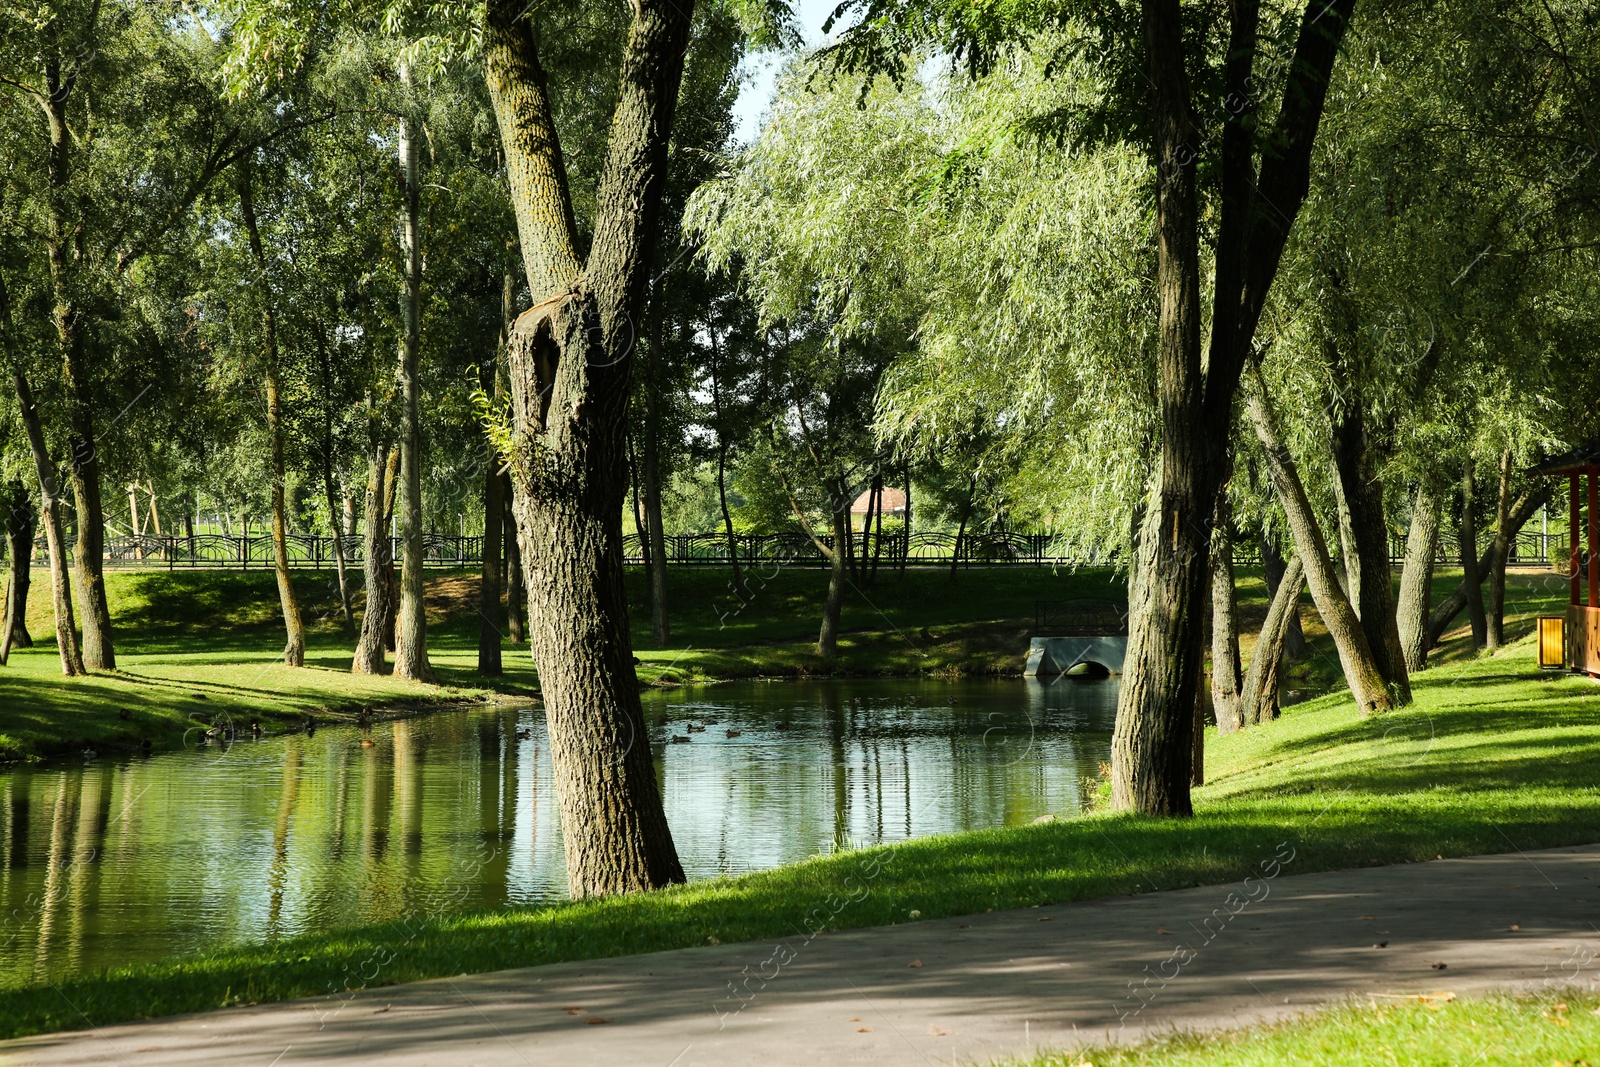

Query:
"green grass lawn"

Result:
[[1020, 991, 1600, 1066], [0, 623, 1594, 1047]]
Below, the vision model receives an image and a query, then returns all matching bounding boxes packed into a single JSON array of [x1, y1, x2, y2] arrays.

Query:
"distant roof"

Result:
[[1531, 442, 1600, 476], [850, 487, 908, 515]]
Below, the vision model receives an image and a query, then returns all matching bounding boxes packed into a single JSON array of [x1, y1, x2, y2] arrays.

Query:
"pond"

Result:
[[0, 677, 1116, 989]]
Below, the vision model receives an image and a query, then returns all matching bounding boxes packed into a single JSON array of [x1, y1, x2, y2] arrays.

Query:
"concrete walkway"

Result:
[[6, 844, 1600, 1067]]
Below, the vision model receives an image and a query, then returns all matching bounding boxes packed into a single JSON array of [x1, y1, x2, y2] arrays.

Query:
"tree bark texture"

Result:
[[1396, 481, 1439, 673], [1329, 396, 1409, 702], [1486, 446, 1513, 650], [1459, 465, 1487, 650], [1240, 555, 1305, 725], [502, 471, 525, 644], [0, 271, 81, 675], [1243, 362, 1394, 714], [486, 0, 692, 896], [1209, 493, 1244, 735], [818, 505, 848, 658], [3, 480, 36, 659], [478, 435, 506, 676], [393, 75, 434, 683], [1112, 0, 1355, 816], [1261, 531, 1306, 659], [353, 444, 398, 675], [238, 160, 306, 667]]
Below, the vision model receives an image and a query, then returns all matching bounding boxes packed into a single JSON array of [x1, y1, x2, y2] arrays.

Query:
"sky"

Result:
[[729, 0, 848, 144]]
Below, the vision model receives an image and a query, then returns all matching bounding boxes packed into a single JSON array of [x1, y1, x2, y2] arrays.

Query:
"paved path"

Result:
[[6, 844, 1600, 1067]]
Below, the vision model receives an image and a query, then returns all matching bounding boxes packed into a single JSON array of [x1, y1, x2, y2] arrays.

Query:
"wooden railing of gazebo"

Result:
[[1534, 444, 1600, 677]]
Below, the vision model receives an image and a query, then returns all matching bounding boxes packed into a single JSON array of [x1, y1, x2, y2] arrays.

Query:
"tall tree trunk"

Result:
[[42, 50, 114, 672], [1396, 481, 1439, 673], [1425, 485, 1547, 647], [478, 443, 505, 676], [1243, 361, 1394, 715], [1240, 556, 1305, 725], [1209, 492, 1244, 735], [1261, 531, 1306, 659], [899, 471, 912, 577], [708, 320, 741, 595], [1329, 397, 1409, 701], [324, 471, 353, 629], [641, 399, 670, 647], [353, 442, 397, 675], [238, 160, 306, 667], [1486, 446, 1513, 650], [0, 272, 81, 675], [1111, 0, 1354, 815], [819, 505, 848, 658], [3, 479, 36, 659], [1459, 464, 1487, 650], [486, 0, 691, 896], [502, 472, 525, 644], [393, 66, 434, 683], [950, 474, 974, 580]]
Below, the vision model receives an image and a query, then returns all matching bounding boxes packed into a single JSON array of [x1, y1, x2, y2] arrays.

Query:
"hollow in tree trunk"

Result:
[[1396, 481, 1439, 673], [1459, 464, 1487, 650], [238, 159, 305, 667], [486, 0, 691, 896], [1240, 555, 1304, 725]]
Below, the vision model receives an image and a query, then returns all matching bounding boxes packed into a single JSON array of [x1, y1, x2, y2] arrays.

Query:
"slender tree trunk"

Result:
[[324, 472, 353, 629], [707, 325, 742, 596], [819, 505, 848, 658], [1486, 446, 1513, 650], [353, 441, 397, 675], [1240, 555, 1305, 725], [1243, 362, 1394, 714], [3, 480, 36, 659], [1190, 679, 1205, 787], [1396, 481, 1439, 673], [1261, 531, 1306, 659], [1209, 492, 1244, 735], [900, 471, 912, 577], [1, 273, 81, 675], [477, 443, 506, 675], [950, 474, 974, 580], [238, 161, 306, 667], [1329, 399, 1409, 701], [486, 0, 692, 895], [501, 472, 526, 643], [1425, 485, 1547, 647], [1459, 464, 1487, 650], [393, 66, 434, 683], [641, 403, 670, 647]]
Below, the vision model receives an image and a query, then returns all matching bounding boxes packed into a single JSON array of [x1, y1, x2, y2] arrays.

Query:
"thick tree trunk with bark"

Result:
[[353, 444, 398, 675], [238, 161, 306, 667], [1241, 556, 1304, 725], [1329, 398, 1409, 701], [1112, 0, 1354, 815], [1243, 362, 1394, 715], [393, 75, 434, 683], [1486, 447, 1513, 650], [1261, 532, 1306, 659], [1210, 493, 1244, 735], [486, 0, 692, 896], [1459, 465, 1487, 650], [1396, 481, 1439, 673]]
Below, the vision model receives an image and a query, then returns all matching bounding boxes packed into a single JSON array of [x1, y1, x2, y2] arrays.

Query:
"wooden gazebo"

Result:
[[1534, 442, 1600, 676]]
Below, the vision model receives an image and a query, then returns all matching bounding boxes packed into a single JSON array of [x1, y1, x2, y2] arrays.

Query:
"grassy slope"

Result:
[[0, 628, 1595, 1041]]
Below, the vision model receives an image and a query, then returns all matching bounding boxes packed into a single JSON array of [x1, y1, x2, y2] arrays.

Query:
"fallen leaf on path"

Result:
[[563, 1007, 583, 1015], [585, 1018, 609, 1025], [928, 1025, 951, 1036], [1156, 927, 1174, 934], [1510, 924, 1520, 931], [856, 1027, 874, 1033], [1373, 942, 1388, 948], [908, 960, 923, 968], [1039, 916, 1053, 922], [1358, 915, 1376, 920], [373, 1005, 391, 1014], [1432, 962, 1448, 970]]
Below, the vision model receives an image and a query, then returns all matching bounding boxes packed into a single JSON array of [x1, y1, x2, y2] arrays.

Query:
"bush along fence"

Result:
[[7, 528, 1568, 571]]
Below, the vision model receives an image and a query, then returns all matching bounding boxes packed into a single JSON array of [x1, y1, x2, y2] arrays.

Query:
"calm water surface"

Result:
[[0, 678, 1115, 987]]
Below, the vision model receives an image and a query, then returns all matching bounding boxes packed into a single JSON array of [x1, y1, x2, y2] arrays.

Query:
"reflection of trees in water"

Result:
[[394, 720, 423, 858], [266, 741, 302, 938], [4, 774, 28, 870]]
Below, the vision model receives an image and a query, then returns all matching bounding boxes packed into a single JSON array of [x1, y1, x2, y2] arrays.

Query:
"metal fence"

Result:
[[14, 527, 1567, 571]]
